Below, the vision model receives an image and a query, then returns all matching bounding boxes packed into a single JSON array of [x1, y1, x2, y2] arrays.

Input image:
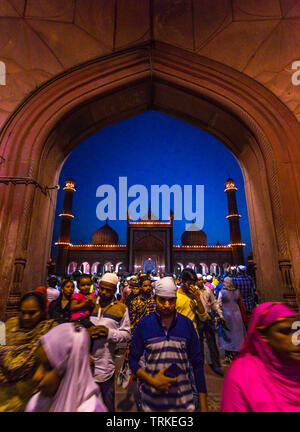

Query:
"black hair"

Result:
[[181, 268, 197, 282], [20, 291, 47, 321], [139, 274, 151, 286], [78, 274, 92, 284], [48, 276, 58, 288], [61, 279, 75, 290], [72, 271, 82, 281]]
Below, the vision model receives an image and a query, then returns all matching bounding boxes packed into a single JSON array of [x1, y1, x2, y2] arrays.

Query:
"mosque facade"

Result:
[[55, 178, 245, 276]]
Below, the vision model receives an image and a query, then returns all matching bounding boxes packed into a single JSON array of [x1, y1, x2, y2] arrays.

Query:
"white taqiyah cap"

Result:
[[101, 272, 118, 286], [206, 275, 213, 282], [155, 277, 177, 298], [238, 265, 247, 273]]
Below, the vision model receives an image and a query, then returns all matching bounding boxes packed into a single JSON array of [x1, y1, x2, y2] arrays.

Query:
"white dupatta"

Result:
[[26, 323, 107, 412]]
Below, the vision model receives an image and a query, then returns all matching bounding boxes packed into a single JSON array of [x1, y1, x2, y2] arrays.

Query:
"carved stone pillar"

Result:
[[279, 258, 298, 311], [5, 258, 26, 319]]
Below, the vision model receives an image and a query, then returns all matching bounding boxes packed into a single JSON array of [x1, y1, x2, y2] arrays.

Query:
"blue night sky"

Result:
[[51, 111, 252, 262]]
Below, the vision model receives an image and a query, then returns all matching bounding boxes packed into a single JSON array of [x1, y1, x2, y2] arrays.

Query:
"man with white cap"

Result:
[[129, 276, 208, 412], [89, 272, 131, 411], [204, 275, 215, 293]]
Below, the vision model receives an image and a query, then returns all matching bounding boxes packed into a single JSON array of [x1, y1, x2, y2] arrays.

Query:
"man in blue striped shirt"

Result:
[[129, 277, 208, 412]]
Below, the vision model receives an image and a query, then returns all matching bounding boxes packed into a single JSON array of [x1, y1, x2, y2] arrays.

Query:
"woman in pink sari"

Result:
[[221, 302, 300, 412]]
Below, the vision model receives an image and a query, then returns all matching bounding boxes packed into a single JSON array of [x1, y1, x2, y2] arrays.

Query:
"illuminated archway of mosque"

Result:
[[0, 42, 299, 319], [67, 261, 77, 275], [80, 262, 90, 274], [134, 236, 164, 274], [143, 259, 156, 273], [115, 262, 125, 274], [91, 262, 101, 275], [103, 262, 114, 273], [210, 263, 221, 276]]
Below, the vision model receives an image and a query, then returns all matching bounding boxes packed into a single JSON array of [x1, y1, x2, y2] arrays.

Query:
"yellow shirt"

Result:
[[212, 277, 220, 286], [176, 288, 208, 334]]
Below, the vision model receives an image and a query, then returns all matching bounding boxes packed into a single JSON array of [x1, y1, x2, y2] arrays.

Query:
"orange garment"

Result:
[[35, 286, 50, 308]]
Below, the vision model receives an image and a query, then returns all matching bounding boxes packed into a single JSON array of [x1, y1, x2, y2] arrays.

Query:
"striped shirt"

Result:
[[129, 311, 206, 412], [231, 276, 256, 312]]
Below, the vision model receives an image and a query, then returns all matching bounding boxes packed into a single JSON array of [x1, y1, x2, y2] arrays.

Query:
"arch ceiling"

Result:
[[0, 0, 300, 131]]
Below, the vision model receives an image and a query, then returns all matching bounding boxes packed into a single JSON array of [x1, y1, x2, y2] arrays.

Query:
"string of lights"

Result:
[[59, 213, 74, 218]]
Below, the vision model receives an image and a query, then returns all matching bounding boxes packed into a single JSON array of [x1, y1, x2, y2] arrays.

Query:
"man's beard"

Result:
[[100, 294, 113, 303], [159, 308, 174, 317]]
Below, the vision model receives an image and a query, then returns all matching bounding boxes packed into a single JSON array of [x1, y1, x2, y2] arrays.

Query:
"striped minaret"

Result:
[[55, 178, 75, 275], [225, 178, 245, 265]]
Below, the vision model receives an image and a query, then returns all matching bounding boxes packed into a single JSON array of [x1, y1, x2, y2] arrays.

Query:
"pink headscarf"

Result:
[[221, 302, 300, 412], [204, 282, 215, 292]]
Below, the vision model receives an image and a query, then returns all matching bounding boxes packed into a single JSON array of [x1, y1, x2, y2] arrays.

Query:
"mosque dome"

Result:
[[92, 220, 119, 245], [181, 224, 207, 246]]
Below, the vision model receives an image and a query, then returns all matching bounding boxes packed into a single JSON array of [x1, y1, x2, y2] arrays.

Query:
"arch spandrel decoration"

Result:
[[0, 42, 300, 318], [132, 229, 167, 248], [134, 235, 165, 251]]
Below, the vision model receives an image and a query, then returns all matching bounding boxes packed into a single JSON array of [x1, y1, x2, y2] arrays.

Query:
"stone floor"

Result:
[[114, 352, 228, 412]]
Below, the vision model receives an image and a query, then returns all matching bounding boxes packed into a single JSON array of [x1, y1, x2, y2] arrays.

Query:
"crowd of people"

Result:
[[1, 265, 300, 412]]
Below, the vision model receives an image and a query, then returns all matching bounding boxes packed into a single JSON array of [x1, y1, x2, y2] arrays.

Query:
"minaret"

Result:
[[169, 209, 174, 274], [55, 178, 76, 275], [126, 210, 131, 273], [225, 178, 245, 265]]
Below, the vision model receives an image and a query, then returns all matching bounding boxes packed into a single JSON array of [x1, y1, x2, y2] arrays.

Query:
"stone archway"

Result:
[[80, 262, 90, 274], [67, 261, 77, 275], [91, 262, 101, 275], [0, 42, 299, 318], [199, 263, 209, 275], [103, 262, 114, 273], [134, 235, 165, 274]]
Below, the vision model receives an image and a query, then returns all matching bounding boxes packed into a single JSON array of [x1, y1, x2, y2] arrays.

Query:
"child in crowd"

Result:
[[70, 274, 96, 327]]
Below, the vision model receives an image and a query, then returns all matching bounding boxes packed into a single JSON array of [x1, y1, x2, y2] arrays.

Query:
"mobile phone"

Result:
[[164, 363, 182, 378]]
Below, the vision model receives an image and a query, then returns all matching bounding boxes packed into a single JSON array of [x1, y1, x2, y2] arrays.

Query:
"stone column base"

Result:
[[283, 294, 299, 312], [5, 293, 21, 320]]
